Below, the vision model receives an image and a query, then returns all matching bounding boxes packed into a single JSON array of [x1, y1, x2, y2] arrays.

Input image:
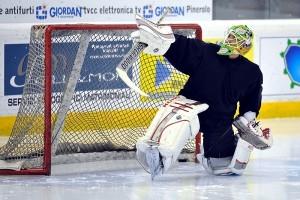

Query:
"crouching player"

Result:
[[133, 15, 273, 179]]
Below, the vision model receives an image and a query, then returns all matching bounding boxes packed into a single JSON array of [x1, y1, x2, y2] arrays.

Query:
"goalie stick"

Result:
[[116, 8, 170, 97]]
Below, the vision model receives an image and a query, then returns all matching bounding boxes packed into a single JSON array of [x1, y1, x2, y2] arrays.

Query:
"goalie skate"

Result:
[[233, 116, 273, 150]]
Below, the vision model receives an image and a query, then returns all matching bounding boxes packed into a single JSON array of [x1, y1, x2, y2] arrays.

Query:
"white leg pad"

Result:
[[198, 137, 253, 175], [228, 138, 253, 174], [136, 95, 208, 174]]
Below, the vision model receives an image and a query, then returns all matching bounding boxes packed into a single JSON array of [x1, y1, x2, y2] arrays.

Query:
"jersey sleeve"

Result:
[[163, 34, 206, 75], [239, 69, 263, 117]]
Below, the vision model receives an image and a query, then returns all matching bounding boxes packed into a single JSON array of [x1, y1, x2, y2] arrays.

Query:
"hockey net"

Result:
[[0, 24, 202, 175]]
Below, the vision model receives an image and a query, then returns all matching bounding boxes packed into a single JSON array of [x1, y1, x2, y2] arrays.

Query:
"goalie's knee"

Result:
[[137, 95, 208, 173], [198, 137, 253, 175]]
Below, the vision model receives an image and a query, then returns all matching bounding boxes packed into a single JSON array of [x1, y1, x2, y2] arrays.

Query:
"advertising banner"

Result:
[[2, 38, 135, 113], [0, 0, 212, 23]]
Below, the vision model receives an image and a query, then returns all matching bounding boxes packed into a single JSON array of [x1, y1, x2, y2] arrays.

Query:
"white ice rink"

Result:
[[0, 118, 299, 200]]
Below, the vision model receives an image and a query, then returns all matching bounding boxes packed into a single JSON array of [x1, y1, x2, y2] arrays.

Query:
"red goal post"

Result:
[[0, 23, 202, 175]]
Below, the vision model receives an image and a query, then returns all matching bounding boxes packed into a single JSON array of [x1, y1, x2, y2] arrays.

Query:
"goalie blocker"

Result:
[[136, 96, 208, 179]]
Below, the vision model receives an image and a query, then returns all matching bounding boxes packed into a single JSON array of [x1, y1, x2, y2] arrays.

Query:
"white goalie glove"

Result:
[[136, 95, 209, 179], [131, 15, 175, 55], [233, 111, 273, 150]]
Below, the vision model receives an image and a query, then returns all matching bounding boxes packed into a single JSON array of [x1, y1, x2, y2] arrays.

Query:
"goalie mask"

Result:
[[217, 25, 253, 56]]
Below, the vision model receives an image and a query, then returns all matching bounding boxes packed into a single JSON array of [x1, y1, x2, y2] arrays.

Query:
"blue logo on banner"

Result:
[[49, 6, 82, 18], [280, 39, 300, 88], [155, 6, 185, 17], [36, 5, 47, 20], [284, 45, 300, 84], [143, 5, 153, 19], [142, 5, 185, 19]]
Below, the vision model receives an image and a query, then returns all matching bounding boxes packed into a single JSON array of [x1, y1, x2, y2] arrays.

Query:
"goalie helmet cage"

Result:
[[0, 23, 202, 175]]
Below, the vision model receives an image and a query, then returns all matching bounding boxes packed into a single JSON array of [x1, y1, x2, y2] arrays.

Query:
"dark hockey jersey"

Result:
[[164, 34, 263, 157]]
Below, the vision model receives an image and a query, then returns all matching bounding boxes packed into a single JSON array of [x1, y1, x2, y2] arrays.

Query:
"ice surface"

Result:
[[0, 118, 299, 200]]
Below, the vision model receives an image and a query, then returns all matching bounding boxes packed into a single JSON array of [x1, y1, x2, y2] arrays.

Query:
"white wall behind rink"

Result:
[[0, 19, 300, 116]]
